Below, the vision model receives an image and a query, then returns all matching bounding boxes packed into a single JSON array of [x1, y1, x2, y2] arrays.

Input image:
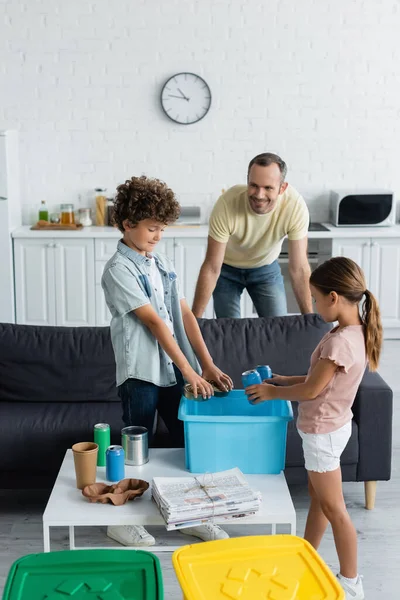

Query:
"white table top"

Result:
[[43, 448, 295, 527]]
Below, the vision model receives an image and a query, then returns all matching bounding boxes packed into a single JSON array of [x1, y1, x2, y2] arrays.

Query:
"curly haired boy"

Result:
[[102, 175, 232, 547]]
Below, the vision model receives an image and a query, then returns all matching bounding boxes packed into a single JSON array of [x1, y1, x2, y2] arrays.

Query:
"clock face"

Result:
[[160, 73, 212, 125]]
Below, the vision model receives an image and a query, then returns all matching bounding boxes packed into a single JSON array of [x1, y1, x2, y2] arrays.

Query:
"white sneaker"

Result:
[[180, 523, 229, 542], [107, 525, 155, 547], [337, 574, 365, 599]]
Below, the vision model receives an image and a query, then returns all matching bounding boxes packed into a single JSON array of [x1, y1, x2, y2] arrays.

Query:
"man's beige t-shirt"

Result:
[[208, 184, 309, 269], [297, 325, 367, 434]]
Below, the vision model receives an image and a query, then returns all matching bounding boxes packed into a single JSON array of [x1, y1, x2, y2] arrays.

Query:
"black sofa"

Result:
[[0, 315, 392, 508]]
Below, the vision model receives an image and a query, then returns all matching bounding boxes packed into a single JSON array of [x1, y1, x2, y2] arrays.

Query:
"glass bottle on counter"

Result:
[[60, 203, 75, 225], [38, 200, 49, 222]]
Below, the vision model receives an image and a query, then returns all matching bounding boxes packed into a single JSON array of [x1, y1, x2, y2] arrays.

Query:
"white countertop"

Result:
[[11, 223, 400, 239], [11, 225, 209, 239]]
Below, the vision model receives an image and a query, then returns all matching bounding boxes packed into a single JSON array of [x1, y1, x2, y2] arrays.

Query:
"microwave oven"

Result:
[[330, 189, 396, 227]]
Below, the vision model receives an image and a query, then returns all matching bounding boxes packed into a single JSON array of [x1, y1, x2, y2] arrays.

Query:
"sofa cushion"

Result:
[[0, 324, 119, 403], [199, 314, 331, 387]]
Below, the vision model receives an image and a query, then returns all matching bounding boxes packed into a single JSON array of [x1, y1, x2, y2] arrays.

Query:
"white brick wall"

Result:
[[1, 0, 400, 224]]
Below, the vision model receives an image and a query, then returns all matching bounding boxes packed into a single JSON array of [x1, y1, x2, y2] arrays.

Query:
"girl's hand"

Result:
[[246, 383, 276, 404], [270, 374, 288, 386], [202, 364, 233, 392]]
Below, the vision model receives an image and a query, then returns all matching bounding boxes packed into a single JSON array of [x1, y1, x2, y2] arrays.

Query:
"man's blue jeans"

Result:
[[118, 366, 184, 447], [213, 260, 287, 318]]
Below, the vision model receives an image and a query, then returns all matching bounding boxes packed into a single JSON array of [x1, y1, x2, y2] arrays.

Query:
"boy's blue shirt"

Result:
[[101, 239, 201, 387]]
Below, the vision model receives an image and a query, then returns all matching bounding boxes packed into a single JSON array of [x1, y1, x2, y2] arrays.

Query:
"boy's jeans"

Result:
[[118, 366, 184, 447], [213, 260, 287, 318]]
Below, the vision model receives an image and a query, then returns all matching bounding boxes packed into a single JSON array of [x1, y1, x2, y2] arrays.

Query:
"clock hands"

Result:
[[168, 94, 189, 100], [177, 87, 190, 101]]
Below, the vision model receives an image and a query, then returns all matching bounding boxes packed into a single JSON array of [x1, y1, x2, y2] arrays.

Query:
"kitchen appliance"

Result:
[[0, 130, 21, 322], [278, 238, 332, 314], [330, 189, 395, 227], [175, 205, 202, 225]]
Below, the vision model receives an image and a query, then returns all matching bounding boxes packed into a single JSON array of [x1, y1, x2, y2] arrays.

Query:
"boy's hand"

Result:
[[246, 383, 277, 404], [185, 371, 214, 400], [202, 364, 233, 392]]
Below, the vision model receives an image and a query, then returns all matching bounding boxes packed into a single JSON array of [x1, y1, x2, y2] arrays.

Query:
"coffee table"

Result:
[[43, 448, 296, 552]]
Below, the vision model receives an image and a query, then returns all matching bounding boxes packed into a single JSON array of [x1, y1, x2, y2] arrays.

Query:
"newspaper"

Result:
[[152, 467, 261, 531]]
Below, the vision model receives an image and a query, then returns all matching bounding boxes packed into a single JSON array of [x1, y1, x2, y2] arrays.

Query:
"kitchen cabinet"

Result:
[[332, 238, 400, 337], [11, 228, 400, 337], [14, 239, 56, 326], [14, 238, 95, 326], [173, 238, 214, 318], [331, 238, 372, 286]]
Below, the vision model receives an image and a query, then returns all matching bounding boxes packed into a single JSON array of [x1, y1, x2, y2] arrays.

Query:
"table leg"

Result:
[[43, 524, 50, 552], [271, 523, 276, 535], [69, 526, 75, 550], [290, 519, 296, 535]]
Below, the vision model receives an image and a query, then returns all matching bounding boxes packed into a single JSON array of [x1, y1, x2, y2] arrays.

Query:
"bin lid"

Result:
[[173, 535, 344, 600], [2, 549, 163, 600]]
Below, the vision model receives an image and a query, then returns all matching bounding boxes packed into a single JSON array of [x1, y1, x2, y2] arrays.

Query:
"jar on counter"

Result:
[[106, 199, 115, 227], [60, 204, 75, 225], [78, 208, 92, 227], [95, 188, 107, 226]]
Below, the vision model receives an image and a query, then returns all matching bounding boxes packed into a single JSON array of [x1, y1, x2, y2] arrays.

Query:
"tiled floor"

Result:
[[1, 340, 399, 598]]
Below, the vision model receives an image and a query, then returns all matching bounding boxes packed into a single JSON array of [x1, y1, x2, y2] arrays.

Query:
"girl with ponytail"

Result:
[[246, 257, 382, 600]]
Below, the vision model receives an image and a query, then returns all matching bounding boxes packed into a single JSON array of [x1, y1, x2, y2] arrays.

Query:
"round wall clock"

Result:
[[160, 73, 212, 125]]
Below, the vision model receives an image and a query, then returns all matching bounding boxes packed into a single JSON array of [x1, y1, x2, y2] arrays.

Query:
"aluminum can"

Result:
[[256, 365, 272, 381], [106, 445, 125, 482], [121, 426, 149, 466], [94, 423, 110, 467], [241, 369, 262, 389]]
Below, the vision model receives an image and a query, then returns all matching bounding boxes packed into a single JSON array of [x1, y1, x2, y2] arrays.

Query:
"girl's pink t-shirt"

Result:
[[297, 325, 367, 434]]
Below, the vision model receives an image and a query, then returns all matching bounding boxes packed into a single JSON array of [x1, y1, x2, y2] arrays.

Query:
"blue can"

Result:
[[106, 445, 125, 482], [242, 369, 262, 390], [256, 365, 272, 381]]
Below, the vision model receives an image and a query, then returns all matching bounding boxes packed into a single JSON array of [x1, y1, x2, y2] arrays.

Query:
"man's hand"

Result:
[[245, 383, 277, 404], [202, 364, 233, 392]]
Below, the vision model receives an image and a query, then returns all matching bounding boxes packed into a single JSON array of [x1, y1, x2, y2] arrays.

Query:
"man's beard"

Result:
[[249, 196, 275, 213]]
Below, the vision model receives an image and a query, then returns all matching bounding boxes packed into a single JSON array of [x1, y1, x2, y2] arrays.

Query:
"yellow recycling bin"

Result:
[[172, 535, 344, 600]]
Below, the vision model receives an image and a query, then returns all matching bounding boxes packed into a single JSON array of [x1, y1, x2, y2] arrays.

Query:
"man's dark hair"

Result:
[[113, 175, 181, 232], [247, 153, 287, 182]]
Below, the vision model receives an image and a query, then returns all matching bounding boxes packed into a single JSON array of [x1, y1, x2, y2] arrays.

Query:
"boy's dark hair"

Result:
[[113, 175, 181, 232]]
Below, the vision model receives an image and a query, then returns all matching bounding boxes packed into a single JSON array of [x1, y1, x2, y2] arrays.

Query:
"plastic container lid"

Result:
[[173, 535, 344, 600], [3, 549, 164, 600]]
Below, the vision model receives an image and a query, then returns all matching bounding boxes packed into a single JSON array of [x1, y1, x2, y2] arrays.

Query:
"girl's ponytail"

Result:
[[362, 289, 382, 371]]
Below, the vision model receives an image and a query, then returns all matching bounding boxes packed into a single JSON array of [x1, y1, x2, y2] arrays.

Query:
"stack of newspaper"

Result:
[[151, 467, 261, 531]]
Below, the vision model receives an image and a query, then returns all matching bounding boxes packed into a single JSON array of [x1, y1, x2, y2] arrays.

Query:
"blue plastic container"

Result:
[[178, 389, 293, 474]]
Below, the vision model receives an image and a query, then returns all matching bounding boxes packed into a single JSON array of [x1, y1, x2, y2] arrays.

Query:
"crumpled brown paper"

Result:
[[82, 478, 149, 505]]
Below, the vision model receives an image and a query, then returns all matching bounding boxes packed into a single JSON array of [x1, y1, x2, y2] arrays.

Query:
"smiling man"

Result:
[[192, 153, 313, 318]]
